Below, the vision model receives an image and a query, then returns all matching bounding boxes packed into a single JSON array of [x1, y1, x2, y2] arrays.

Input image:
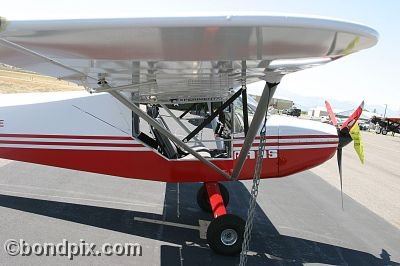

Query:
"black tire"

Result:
[[207, 214, 245, 255], [197, 183, 229, 213], [382, 128, 388, 135]]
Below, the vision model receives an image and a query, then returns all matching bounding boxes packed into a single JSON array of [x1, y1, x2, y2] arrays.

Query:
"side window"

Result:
[[231, 94, 257, 134]]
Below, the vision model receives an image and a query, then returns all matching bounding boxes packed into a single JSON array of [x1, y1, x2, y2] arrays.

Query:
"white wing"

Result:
[[0, 15, 378, 103]]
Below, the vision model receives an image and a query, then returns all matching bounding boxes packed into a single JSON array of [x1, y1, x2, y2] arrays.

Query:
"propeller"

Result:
[[325, 100, 365, 209]]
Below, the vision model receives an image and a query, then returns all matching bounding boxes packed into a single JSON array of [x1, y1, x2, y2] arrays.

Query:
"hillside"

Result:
[[0, 67, 83, 93]]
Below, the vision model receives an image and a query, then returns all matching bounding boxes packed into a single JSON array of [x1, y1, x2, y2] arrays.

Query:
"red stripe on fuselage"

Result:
[[0, 140, 143, 147], [0, 144, 336, 182], [0, 133, 133, 140], [235, 134, 338, 140], [233, 141, 338, 147], [274, 134, 337, 139], [0, 132, 338, 182]]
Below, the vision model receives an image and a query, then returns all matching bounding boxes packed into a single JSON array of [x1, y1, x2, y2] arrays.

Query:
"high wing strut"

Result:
[[107, 89, 230, 179], [241, 87, 249, 136], [231, 82, 278, 180], [0, 39, 96, 82], [103, 79, 277, 181], [179, 103, 198, 119], [241, 61, 249, 136], [182, 88, 243, 143], [159, 104, 203, 146]]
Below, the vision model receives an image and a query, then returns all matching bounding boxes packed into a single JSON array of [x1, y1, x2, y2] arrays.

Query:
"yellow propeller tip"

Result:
[[0, 17, 8, 33]]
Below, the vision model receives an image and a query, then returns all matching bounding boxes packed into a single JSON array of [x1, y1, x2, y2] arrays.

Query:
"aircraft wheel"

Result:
[[207, 214, 245, 255], [197, 183, 229, 212]]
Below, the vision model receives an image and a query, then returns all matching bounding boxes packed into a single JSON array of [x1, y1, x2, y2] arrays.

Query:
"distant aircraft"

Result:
[[0, 14, 377, 255], [372, 117, 400, 135]]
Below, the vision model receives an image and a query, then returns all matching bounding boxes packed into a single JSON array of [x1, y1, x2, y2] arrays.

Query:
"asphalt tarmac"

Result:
[[311, 131, 400, 229], [0, 128, 399, 265]]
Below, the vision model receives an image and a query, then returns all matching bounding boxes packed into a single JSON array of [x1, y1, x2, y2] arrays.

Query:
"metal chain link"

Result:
[[239, 112, 269, 266]]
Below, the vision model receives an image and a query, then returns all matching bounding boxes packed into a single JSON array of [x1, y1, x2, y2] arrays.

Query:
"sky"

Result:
[[2, 0, 399, 115]]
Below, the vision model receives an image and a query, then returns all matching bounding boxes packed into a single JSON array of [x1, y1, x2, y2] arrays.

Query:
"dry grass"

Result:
[[0, 69, 83, 93]]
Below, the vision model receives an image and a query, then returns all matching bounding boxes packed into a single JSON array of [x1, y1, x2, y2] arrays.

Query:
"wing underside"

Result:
[[0, 15, 378, 103]]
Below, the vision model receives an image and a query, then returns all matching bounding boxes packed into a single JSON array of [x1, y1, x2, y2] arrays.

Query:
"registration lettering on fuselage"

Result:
[[233, 150, 278, 160]]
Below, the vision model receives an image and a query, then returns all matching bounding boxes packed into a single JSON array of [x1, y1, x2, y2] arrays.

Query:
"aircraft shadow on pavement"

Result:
[[0, 181, 398, 266]]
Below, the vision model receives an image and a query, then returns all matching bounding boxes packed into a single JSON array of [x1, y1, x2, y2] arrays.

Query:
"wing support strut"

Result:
[[179, 103, 198, 119], [0, 39, 96, 82], [159, 104, 203, 145], [183, 88, 243, 143], [241, 87, 249, 136], [241, 60, 249, 136], [230, 82, 278, 180], [107, 90, 231, 179]]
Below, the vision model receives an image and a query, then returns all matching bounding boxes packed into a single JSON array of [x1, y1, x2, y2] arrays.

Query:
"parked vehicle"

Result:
[[371, 116, 400, 136], [286, 108, 301, 117], [359, 121, 370, 130]]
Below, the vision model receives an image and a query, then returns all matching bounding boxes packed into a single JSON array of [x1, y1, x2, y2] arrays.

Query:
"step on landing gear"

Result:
[[197, 182, 245, 255]]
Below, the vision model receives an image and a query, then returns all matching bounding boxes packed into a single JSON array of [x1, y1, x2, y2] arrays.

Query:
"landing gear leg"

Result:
[[200, 182, 245, 255], [197, 182, 229, 213]]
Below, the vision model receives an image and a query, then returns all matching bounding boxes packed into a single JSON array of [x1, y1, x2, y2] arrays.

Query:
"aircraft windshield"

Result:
[[234, 94, 258, 115], [226, 94, 259, 134]]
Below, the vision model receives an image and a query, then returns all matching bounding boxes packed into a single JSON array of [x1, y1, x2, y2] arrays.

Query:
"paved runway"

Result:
[[311, 131, 400, 229], [0, 157, 399, 265]]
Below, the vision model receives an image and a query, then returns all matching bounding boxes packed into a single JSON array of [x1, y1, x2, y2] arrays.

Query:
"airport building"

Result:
[[249, 92, 294, 111], [308, 107, 328, 118], [270, 97, 294, 110]]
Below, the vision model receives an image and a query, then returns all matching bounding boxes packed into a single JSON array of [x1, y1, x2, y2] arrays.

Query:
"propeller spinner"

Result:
[[325, 100, 365, 208]]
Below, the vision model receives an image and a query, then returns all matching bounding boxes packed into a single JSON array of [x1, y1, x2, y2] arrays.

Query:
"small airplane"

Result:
[[0, 14, 377, 255], [372, 116, 400, 136]]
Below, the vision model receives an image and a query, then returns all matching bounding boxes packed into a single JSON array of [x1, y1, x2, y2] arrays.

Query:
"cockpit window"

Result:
[[233, 94, 257, 115], [232, 94, 258, 133]]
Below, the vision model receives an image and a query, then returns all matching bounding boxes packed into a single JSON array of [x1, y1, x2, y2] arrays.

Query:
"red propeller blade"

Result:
[[325, 100, 338, 128], [340, 101, 364, 131]]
